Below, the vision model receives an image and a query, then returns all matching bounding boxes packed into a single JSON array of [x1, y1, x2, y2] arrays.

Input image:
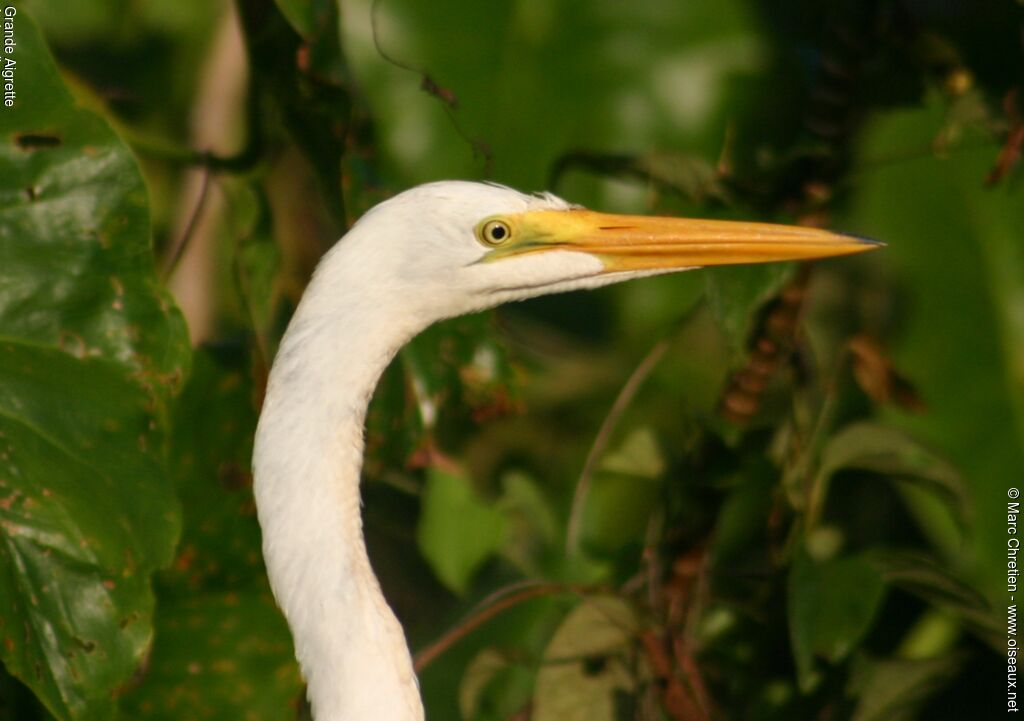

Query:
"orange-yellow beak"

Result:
[[485, 209, 880, 270]]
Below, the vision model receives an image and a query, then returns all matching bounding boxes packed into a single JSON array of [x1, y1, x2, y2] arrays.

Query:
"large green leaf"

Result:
[[0, 18, 188, 400], [0, 344, 177, 721], [0, 12, 188, 721]]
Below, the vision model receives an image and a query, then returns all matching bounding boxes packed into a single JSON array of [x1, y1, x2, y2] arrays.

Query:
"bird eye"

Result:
[[480, 219, 512, 246]]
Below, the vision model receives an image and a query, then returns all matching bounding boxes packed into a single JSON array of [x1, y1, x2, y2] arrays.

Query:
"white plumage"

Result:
[[253, 181, 874, 720]]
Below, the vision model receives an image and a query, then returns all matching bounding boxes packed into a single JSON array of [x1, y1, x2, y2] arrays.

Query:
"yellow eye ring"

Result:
[[479, 219, 512, 246]]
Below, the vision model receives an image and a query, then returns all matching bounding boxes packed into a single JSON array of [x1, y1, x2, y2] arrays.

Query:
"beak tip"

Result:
[[842, 231, 886, 248]]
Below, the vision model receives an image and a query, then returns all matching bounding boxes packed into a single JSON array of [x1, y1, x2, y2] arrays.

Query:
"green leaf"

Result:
[[788, 550, 886, 691], [533, 596, 639, 721], [809, 422, 969, 530], [866, 550, 1000, 646], [417, 466, 506, 595], [599, 427, 665, 479], [847, 654, 961, 721], [119, 591, 301, 721], [0, 12, 188, 721], [581, 429, 666, 557]]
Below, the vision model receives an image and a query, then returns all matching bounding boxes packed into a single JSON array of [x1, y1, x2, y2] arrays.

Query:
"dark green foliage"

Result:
[[116, 346, 303, 719], [0, 12, 189, 720]]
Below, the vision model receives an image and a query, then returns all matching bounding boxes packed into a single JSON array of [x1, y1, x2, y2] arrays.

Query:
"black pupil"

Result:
[[489, 224, 507, 241]]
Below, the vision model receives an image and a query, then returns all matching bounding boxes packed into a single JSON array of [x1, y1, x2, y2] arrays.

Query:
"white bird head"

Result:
[[314, 180, 876, 328]]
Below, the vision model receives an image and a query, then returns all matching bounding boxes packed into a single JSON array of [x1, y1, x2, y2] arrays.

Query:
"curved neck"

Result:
[[253, 264, 426, 721]]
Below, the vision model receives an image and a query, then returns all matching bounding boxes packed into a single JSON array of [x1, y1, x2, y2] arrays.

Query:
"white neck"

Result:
[[253, 249, 427, 721]]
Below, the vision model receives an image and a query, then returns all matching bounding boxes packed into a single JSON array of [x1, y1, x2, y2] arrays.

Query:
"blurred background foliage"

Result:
[[0, 0, 1021, 719]]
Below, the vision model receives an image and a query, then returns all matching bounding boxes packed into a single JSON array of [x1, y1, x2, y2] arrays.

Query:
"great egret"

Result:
[[252, 181, 876, 721]]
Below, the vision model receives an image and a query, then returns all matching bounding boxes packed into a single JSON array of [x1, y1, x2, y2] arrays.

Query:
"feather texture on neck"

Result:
[[253, 242, 426, 721]]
